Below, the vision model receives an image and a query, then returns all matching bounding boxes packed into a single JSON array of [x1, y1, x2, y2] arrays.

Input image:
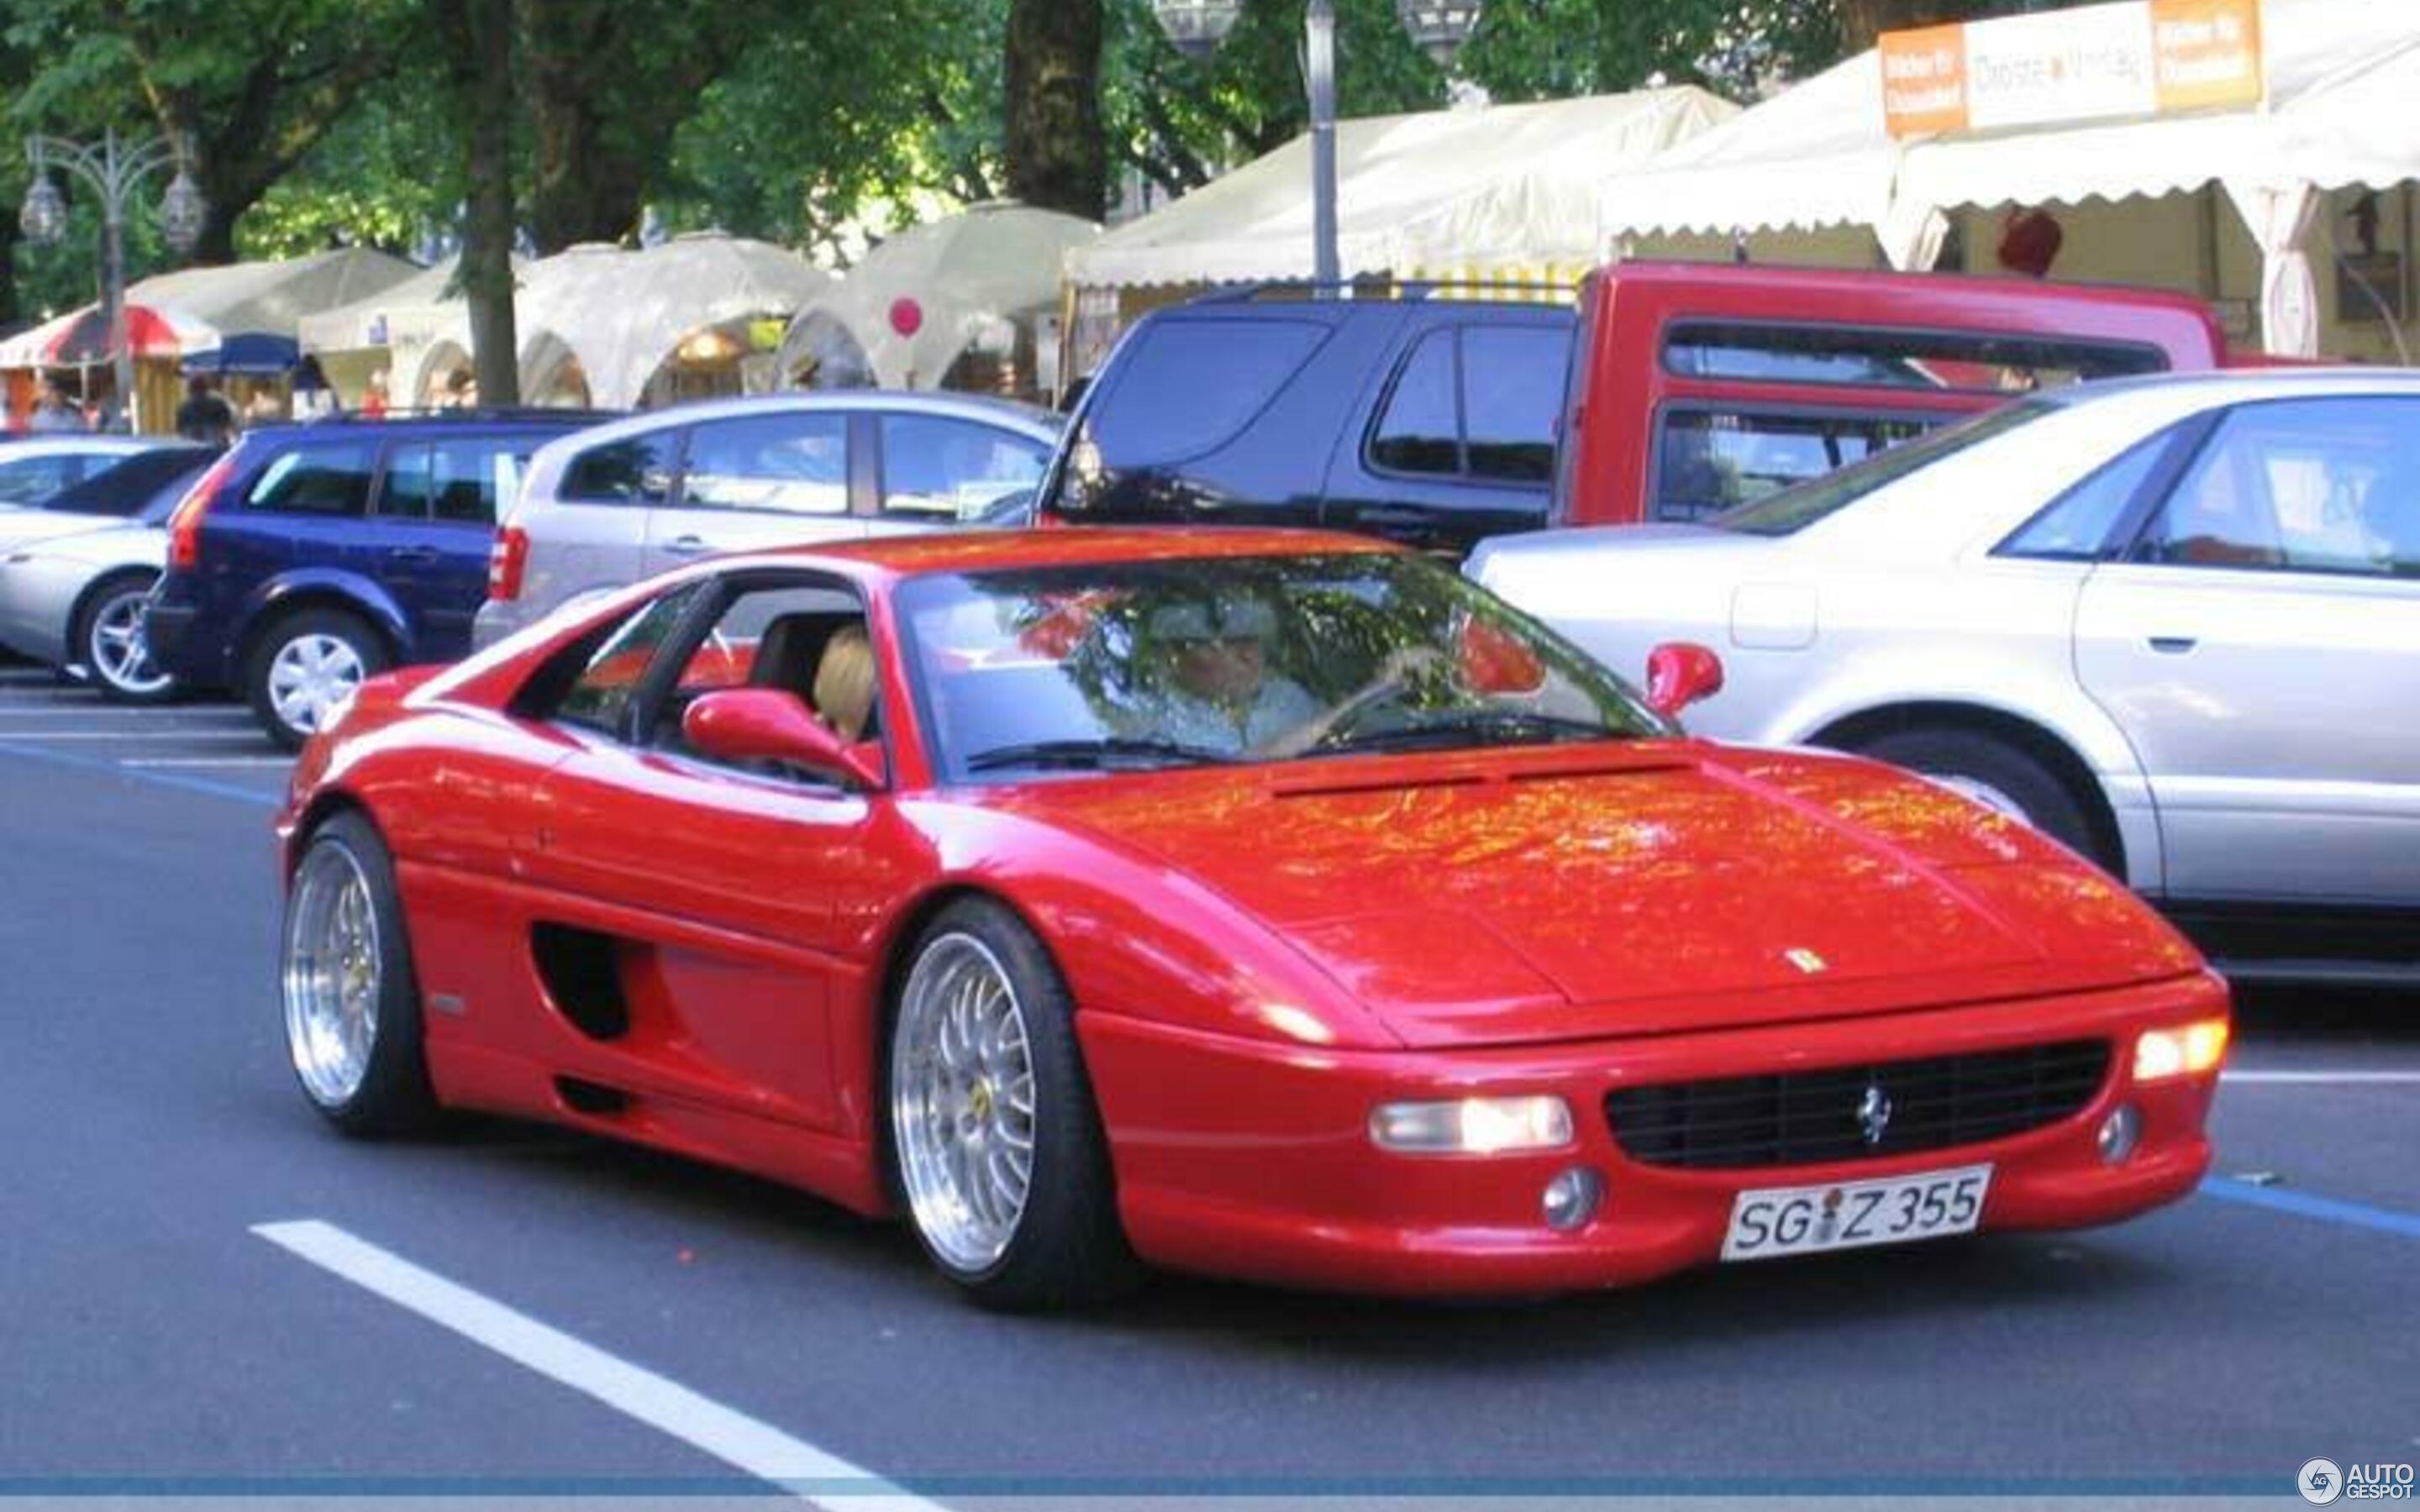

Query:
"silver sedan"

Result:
[[0, 519, 176, 702], [1469, 370, 2420, 983]]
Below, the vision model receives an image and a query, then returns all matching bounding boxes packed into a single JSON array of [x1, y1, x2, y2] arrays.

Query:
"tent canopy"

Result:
[[1598, 0, 2420, 247], [781, 202, 1097, 388], [1069, 86, 1738, 289], [0, 247, 417, 373]]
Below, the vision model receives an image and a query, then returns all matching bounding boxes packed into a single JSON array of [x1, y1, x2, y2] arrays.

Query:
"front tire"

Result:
[[281, 811, 438, 1136], [1851, 727, 2109, 869], [78, 571, 178, 705], [249, 608, 389, 750], [886, 898, 1137, 1310]]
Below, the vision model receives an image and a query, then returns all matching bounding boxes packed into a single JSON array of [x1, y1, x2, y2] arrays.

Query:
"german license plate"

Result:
[[1721, 1164, 1992, 1262]]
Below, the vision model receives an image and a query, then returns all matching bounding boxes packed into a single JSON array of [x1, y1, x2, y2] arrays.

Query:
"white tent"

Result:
[[130, 247, 418, 354], [780, 202, 1097, 391], [1067, 87, 1739, 289], [1596, 0, 2420, 354]]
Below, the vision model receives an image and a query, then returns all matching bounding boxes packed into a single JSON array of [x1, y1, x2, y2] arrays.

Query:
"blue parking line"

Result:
[[2201, 1175, 2420, 1239], [0, 738, 283, 808]]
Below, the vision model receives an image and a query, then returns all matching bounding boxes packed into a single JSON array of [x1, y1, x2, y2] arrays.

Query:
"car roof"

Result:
[[2033, 365, 2420, 408], [529, 390, 1064, 455], [701, 526, 1400, 585], [0, 435, 168, 457]]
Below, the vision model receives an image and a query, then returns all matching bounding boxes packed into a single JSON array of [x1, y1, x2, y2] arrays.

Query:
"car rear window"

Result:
[[1095, 318, 1327, 465], [241, 442, 376, 517], [1712, 396, 2058, 536], [1663, 321, 2168, 395], [1655, 407, 1935, 522]]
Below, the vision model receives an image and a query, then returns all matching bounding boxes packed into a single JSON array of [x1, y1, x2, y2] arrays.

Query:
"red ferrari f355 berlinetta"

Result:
[[277, 528, 2228, 1308]]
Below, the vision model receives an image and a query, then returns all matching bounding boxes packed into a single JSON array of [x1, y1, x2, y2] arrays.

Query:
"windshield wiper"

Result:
[[1309, 710, 1620, 757], [964, 737, 1239, 773]]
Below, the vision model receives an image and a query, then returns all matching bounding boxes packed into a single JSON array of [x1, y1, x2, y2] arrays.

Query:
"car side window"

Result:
[[377, 438, 530, 525], [682, 413, 850, 516], [2135, 397, 2420, 577], [651, 581, 875, 764], [1461, 327, 1565, 483], [1369, 329, 1459, 475], [879, 415, 1050, 521], [1656, 408, 1933, 522], [562, 433, 676, 506], [1996, 427, 2185, 562], [547, 585, 705, 738], [0, 453, 84, 506], [242, 442, 376, 517], [1097, 318, 1327, 465]]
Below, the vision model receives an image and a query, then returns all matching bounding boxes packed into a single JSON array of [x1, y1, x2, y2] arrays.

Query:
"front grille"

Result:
[[1606, 1039, 2111, 1170]]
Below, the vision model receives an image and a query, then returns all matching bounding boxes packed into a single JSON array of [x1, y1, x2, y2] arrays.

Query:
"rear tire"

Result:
[[77, 571, 178, 705], [1850, 727, 2110, 869], [886, 897, 1139, 1310], [248, 608, 389, 750], [281, 811, 439, 1137]]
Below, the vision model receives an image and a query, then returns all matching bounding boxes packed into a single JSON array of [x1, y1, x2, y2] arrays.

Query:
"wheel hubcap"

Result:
[[892, 934, 1037, 1274], [90, 590, 170, 696], [268, 633, 366, 734], [283, 841, 381, 1107]]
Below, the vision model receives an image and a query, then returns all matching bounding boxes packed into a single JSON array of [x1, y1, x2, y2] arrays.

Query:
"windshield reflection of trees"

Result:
[[951, 554, 1656, 759]]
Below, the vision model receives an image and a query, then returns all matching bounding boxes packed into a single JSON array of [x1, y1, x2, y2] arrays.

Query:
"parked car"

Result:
[[144, 412, 609, 746], [0, 448, 221, 701], [471, 391, 1062, 649], [278, 527, 2226, 1308], [1469, 369, 2420, 984], [0, 435, 176, 509], [1037, 263, 2239, 555]]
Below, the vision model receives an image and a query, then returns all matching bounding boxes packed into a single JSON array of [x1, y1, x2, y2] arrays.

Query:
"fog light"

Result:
[[1369, 1095, 1573, 1155], [2097, 1103, 2142, 1165], [1541, 1167, 1603, 1231], [2133, 1017, 2230, 1082]]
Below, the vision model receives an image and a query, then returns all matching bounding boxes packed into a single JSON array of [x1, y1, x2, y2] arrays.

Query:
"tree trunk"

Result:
[[524, 0, 645, 251], [1004, 0, 1106, 221], [0, 215, 19, 329], [438, 0, 521, 405], [1834, 0, 2009, 53]]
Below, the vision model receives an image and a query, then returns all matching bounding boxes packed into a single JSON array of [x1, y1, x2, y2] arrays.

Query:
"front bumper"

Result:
[[1080, 971, 2225, 1297]]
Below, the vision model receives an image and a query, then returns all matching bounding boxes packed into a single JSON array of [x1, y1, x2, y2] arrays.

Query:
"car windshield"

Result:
[[1708, 396, 2059, 537], [895, 552, 1669, 780]]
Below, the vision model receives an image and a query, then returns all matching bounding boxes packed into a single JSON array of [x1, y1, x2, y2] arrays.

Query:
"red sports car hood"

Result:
[[994, 743, 2201, 1049]]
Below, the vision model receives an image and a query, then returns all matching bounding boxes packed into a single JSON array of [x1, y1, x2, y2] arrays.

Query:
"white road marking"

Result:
[[0, 706, 255, 717], [119, 756, 292, 769], [2222, 1070, 2420, 1084], [252, 1221, 945, 1511]]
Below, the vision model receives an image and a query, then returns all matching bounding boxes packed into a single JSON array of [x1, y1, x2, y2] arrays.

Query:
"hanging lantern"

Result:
[[1151, 0, 1244, 61], [1395, 0, 1485, 66], [159, 167, 208, 254], [18, 175, 67, 245]]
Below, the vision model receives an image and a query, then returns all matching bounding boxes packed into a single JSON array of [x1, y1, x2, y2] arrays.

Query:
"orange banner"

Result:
[[1881, 0, 2264, 139], [1880, 23, 1970, 139], [2152, 0, 2264, 113]]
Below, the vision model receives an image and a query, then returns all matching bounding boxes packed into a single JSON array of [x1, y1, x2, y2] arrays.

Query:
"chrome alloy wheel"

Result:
[[87, 586, 171, 696], [892, 932, 1039, 1274], [267, 633, 366, 735], [283, 840, 382, 1108]]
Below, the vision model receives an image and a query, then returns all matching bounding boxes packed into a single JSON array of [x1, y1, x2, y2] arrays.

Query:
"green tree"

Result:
[[433, 0, 518, 404], [7, 0, 416, 265], [1005, 0, 1107, 220]]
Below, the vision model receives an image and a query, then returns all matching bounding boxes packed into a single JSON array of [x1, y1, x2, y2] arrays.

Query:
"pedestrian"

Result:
[[175, 375, 237, 444], [291, 355, 338, 420], [442, 368, 477, 410], [28, 379, 87, 433], [359, 369, 391, 419], [244, 386, 286, 427]]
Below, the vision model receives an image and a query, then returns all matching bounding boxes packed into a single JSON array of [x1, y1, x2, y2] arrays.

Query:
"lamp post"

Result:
[[1152, 0, 1484, 286], [18, 129, 208, 432]]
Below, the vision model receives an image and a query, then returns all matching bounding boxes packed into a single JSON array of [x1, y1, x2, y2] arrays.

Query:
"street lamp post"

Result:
[[1152, 0, 1484, 287], [18, 128, 208, 432]]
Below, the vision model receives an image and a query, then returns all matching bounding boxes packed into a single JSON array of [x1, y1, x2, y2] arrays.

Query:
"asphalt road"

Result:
[[3, 664, 2414, 1503]]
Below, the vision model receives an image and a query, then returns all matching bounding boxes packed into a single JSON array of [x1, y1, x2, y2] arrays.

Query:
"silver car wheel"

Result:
[[268, 633, 366, 735], [87, 585, 171, 697], [1923, 772, 2033, 827], [891, 932, 1038, 1275], [283, 839, 382, 1109]]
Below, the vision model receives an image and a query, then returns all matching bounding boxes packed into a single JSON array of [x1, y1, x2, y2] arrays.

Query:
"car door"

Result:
[[864, 411, 1053, 538], [371, 432, 532, 659], [2074, 394, 2420, 906], [521, 571, 902, 1132], [640, 410, 867, 575]]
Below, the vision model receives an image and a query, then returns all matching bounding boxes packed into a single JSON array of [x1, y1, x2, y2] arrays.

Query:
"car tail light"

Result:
[[166, 452, 239, 572], [488, 523, 529, 601]]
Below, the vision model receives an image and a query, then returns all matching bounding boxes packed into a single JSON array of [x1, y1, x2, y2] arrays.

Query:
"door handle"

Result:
[[2147, 636, 2198, 654], [661, 534, 715, 556], [387, 546, 441, 564]]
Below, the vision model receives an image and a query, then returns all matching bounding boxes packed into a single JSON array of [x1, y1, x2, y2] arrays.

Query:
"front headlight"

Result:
[[1369, 1095, 1574, 1155], [2133, 1018, 2230, 1082]]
